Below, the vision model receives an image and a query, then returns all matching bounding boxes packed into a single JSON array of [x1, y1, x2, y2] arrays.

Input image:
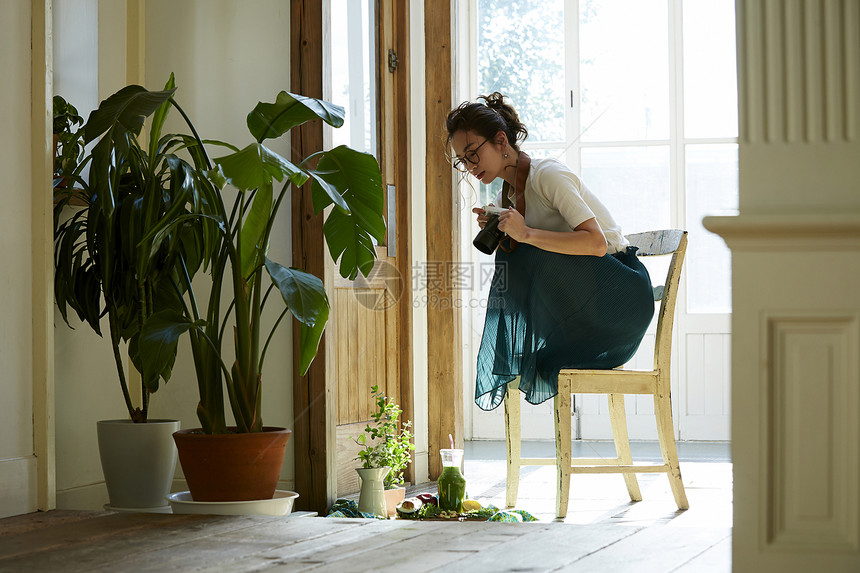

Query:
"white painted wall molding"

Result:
[[762, 311, 860, 552], [704, 213, 860, 251], [738, 0, 860, 145]]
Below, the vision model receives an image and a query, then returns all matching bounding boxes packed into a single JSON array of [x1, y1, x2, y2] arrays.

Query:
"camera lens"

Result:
[[473, 215, 504, 255]]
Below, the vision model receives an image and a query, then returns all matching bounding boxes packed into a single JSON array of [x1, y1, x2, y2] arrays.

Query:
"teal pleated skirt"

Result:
[[475, 244, 655, 411]]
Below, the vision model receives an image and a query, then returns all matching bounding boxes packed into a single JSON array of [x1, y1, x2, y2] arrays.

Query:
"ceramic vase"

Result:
[[97, 419, 180, 511], [356, 466, 390, 517]]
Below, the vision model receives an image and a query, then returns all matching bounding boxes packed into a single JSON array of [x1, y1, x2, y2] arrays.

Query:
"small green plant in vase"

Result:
[[52, 94, 85, 191], [353, 385, 415, 516]]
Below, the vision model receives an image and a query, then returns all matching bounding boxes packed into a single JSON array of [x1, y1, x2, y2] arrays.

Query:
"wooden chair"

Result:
[[503, 230, 689, 518]]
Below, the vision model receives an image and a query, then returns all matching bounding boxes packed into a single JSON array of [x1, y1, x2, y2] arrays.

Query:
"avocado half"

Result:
[[395, 497, 423, 518]]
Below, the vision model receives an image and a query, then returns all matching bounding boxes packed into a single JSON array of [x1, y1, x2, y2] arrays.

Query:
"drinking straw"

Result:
[[449, 433, 454, 450]]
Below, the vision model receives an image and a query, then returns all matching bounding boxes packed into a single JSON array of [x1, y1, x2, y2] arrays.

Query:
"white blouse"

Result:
[[494, 157, 629, 254]]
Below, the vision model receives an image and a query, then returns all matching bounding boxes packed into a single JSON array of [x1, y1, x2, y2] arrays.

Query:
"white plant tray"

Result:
[[167, 490, 299, 516]]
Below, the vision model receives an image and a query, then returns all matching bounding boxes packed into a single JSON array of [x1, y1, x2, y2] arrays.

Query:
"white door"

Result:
[[458, 0, 736, 443]]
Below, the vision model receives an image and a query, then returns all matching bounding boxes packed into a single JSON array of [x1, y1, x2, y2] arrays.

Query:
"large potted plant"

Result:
[[124, 82, 386, 503], [353, 385, 415, 517], [53, 76, 212, 510]]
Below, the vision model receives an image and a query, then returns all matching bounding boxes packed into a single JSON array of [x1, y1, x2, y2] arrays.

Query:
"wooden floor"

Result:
[[0, 441, 732, 572]]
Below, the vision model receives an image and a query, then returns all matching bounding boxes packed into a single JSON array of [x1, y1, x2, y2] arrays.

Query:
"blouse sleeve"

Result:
[[534, 161, 596, 229]]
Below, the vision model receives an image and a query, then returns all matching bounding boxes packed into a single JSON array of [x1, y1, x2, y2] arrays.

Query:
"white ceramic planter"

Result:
[[97, 419, 179, 511], [356, 466, 390, 517]]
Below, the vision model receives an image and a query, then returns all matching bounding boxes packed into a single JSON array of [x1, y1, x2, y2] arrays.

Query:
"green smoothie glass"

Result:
[[437, 448, 466, 512]]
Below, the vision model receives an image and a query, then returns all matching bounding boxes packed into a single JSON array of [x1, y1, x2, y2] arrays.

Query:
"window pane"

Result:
[[477, 0, 565, 142], [329, 0, 376, 156], [686, 144, 738, 313], [581, 146, 671, 235], [683, 0, 737, 138], [580, 0, 669, 142]]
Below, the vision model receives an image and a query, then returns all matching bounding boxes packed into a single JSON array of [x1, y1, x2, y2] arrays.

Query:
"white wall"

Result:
[[0, 0, 38, 519], [52, 0, 127, 511]]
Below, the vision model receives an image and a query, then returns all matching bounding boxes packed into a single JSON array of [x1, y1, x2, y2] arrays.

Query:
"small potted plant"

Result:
[[52, 94, 85, 193], [353, 385, 416, 517]]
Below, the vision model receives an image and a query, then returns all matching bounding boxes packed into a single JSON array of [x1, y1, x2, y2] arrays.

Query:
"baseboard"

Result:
[[0, 456, 38, 518], [56, 481, 109, 511]]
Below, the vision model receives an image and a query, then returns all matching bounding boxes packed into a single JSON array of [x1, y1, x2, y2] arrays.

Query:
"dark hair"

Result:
[[446, 92, 528, 151]]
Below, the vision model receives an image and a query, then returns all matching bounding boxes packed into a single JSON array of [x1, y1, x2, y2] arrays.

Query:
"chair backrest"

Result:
[[625, 230, 688, 375]]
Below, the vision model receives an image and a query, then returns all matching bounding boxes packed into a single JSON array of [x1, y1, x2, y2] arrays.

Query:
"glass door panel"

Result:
[[477, 0, 565, 143], [682, 0, 738, 138], [579, 0, 669, 142], [330, 0, 377, 156], [581, 146, 671, 234], [685, 143, 737, 313]]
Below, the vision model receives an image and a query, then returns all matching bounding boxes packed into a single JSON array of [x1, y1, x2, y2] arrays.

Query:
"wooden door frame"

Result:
[[291, 0, 414, 512], [378, 0, 414, 484], [424, 0, 462, 480], [291, 0, 334, 513]]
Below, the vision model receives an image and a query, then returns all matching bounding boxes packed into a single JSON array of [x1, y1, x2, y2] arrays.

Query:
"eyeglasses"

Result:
[[452, 139, 489, 172]]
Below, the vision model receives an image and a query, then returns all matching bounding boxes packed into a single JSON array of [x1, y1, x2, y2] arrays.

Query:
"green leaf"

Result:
[[299, 302, 328, 375], [148, 74, 176, 160], [214, 143, 308, 190], [310, 146, 386, 280], [137, 310, 197, 384], [206, 166, 228, 190], [306, 168, 348, 211], [84, 84, 176, 144], [247, 92, 344, 143], [129, 333, 175, 393], [240, 180, 273, 280], [323, 208, 378, 280], [264, 259, 329, 327]]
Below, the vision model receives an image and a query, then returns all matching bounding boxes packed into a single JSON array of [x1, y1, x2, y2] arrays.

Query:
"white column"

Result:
[[705, 1, 860, 571]]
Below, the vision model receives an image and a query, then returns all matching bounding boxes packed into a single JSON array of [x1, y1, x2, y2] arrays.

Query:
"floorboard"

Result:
[[0, 441, 732, 572]]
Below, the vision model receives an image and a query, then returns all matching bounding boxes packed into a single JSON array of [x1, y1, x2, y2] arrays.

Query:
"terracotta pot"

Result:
[[384, 486, 406, 517], [173, 427, 291, 502]]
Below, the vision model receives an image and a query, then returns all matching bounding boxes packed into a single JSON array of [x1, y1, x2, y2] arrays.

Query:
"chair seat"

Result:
[[558, 368, 658, 394]]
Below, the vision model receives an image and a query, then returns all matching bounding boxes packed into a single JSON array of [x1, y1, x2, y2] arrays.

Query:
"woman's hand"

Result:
[[497, 207, 529, 242], [471, 204, 494, 229]]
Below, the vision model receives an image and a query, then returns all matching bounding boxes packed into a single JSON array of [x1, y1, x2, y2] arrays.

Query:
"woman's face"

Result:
[[450, 129, 506, 184]]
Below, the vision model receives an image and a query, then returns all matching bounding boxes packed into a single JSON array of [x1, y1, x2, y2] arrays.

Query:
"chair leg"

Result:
[[503, 378, 521, 508], [654, 393, 689, 510], [608, 394, 642, 502], [554, 378, 572, 519]]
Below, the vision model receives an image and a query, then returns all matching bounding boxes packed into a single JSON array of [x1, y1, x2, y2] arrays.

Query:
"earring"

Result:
[[504, 152, 509, 158]]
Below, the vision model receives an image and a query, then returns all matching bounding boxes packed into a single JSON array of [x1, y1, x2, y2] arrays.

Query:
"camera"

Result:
[[473, 205, 507, 255]]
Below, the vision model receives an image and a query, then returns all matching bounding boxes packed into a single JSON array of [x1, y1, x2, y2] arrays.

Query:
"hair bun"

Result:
[[481, 92, 507, 110], [446, 92, 529, 151]]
